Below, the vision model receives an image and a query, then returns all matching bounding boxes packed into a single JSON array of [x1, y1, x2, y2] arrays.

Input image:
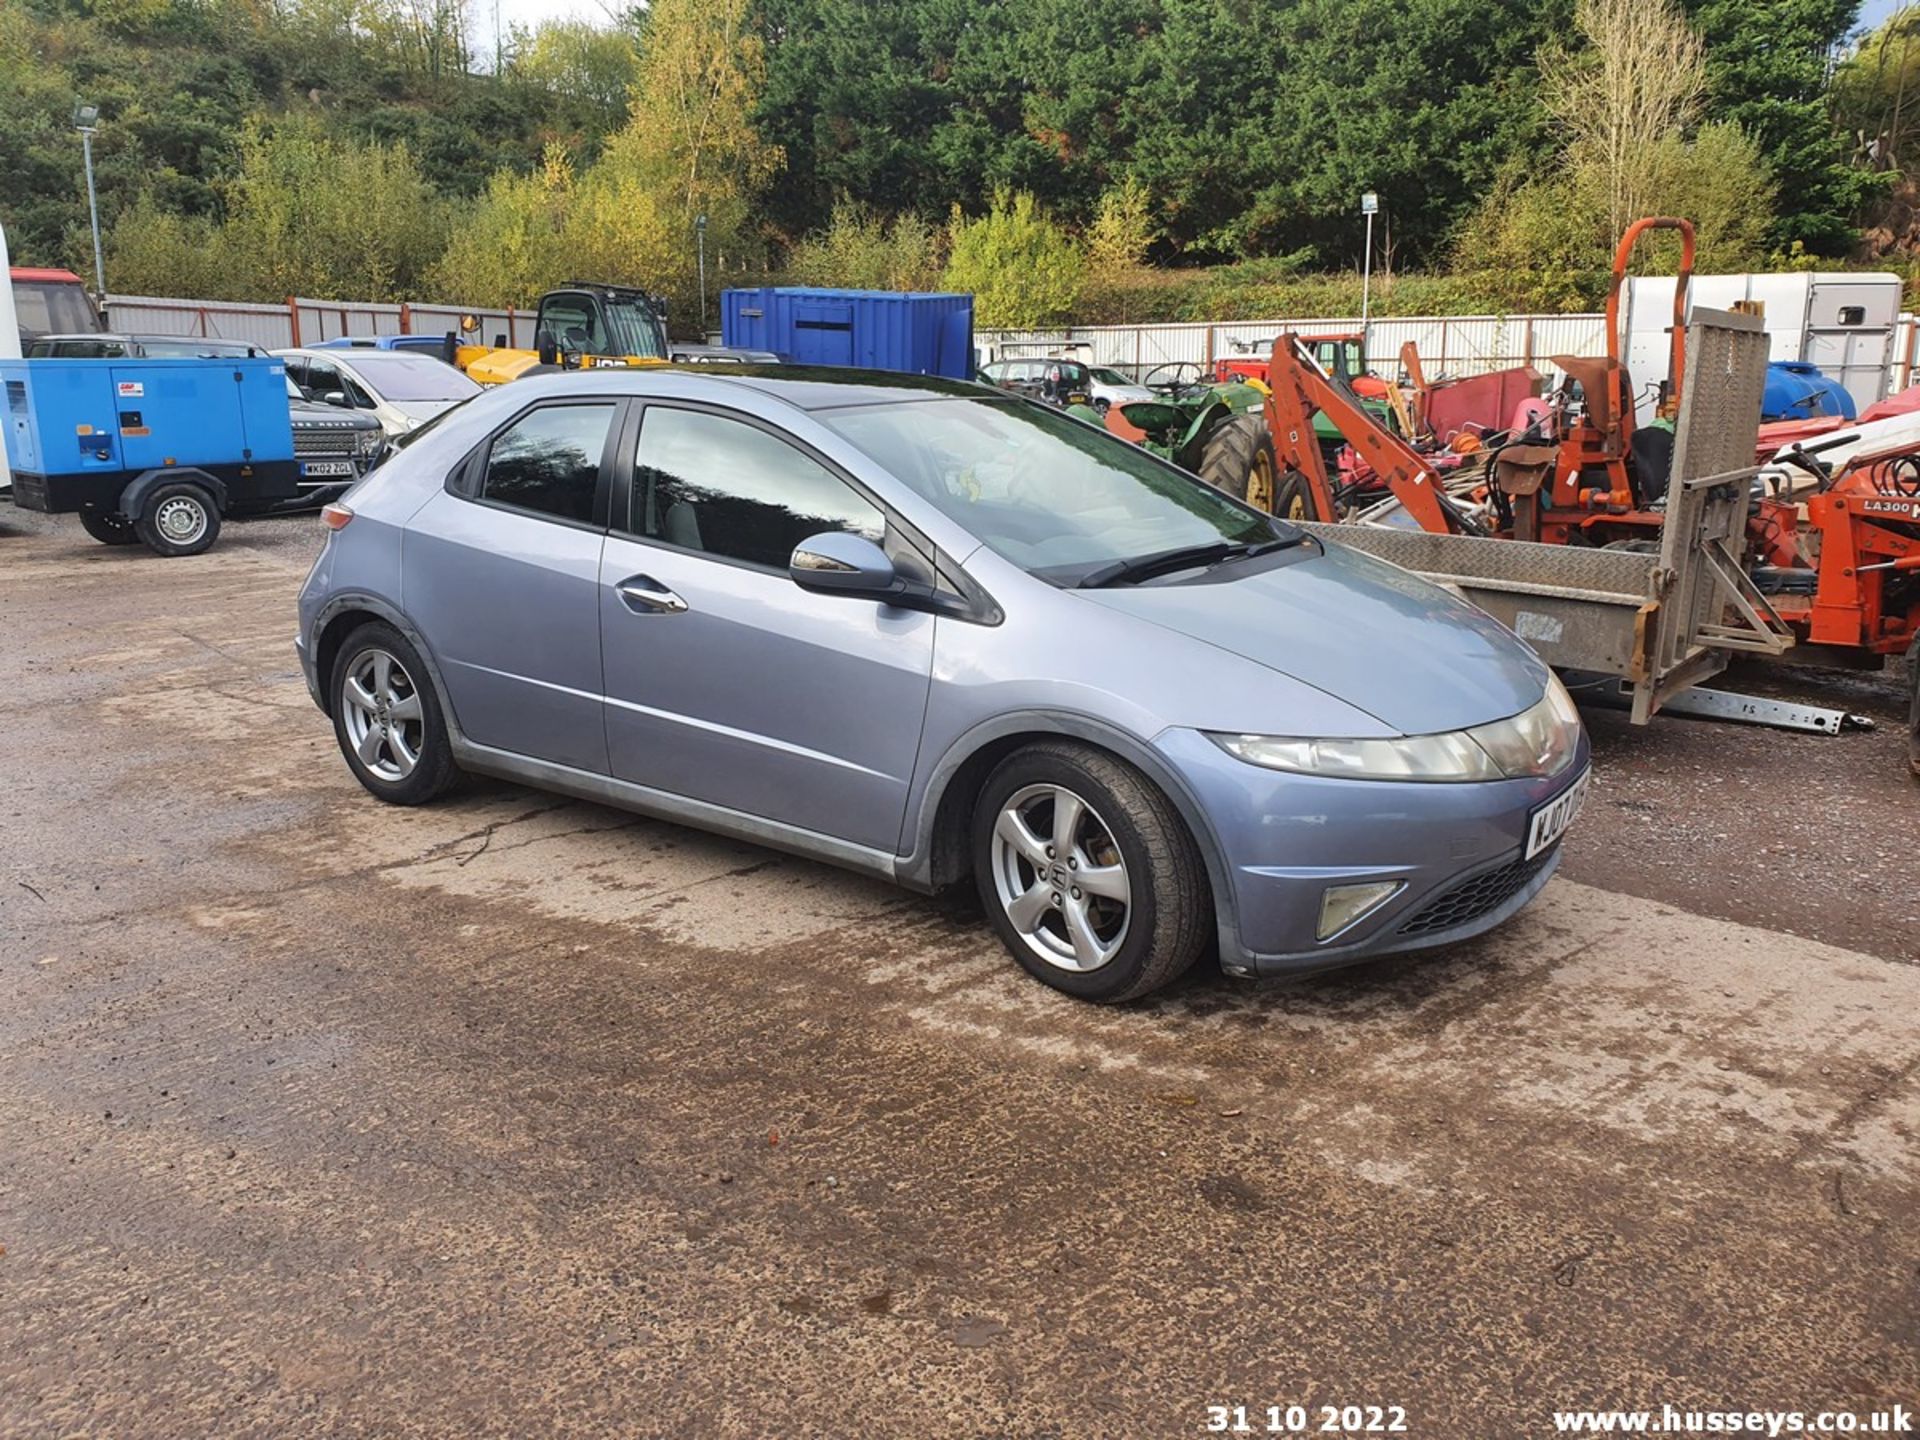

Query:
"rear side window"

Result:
[[631, 407, 883, 569], [480, 403, 615, 524]]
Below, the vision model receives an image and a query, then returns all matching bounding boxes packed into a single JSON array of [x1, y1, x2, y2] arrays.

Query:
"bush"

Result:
[[784, 200, 942, 290], [942, 189, 1084, 327]]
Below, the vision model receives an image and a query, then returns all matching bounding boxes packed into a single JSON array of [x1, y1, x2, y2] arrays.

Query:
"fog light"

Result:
[[1317, 881, 1403, 941]]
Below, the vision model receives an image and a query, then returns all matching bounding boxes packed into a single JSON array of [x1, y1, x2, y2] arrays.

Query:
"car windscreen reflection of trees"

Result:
[[821, 398, 1272, 576], [482, 406, 614, 523], [635, 408, 882, 569]]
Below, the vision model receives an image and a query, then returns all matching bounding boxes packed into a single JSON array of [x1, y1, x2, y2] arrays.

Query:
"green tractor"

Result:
[[1080, 362, 1281, 510]]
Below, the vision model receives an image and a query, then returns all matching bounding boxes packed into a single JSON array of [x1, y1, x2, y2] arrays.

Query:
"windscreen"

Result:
[[602, 296, 668, 360], [820, 397, 1284, 583], [12, 280, 96, 336], [342, 354, 481, 402]]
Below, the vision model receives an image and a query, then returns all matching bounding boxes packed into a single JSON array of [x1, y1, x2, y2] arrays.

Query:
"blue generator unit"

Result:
[[721, 288, 974, 379], [2, 355, 300, 556]]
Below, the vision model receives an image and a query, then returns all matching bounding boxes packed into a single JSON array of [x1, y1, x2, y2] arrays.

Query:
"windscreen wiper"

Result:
[[1076, 535, 1299, 589]]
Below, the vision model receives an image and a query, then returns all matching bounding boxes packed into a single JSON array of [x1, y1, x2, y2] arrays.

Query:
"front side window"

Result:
[[480, 403, 615, 524], [540, 296, 601, 354], [820, 396, 1282, 583], [631, 407, 883, 569]]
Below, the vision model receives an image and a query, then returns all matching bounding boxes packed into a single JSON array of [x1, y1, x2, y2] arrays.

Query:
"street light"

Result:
[[695, 213, 708, 335], [1359, 191, 1379, 336], [74, 102, 105, 298]]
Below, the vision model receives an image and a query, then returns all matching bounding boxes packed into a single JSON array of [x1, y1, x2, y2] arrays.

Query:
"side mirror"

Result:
[[789, 531, 901, 598], [322, 390, 350, 408], [535, 330, 558, 366], [458, 313, 480, 335]]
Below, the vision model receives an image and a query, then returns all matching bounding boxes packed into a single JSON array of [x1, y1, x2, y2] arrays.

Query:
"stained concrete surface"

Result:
[[1, 511, 1915, 1437]]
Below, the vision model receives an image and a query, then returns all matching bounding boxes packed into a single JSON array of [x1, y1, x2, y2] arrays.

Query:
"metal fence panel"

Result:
[[105, 295, 294, 349], [102, 294, 535, 352]]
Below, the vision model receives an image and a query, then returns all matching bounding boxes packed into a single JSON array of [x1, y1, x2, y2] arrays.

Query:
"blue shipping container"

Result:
[[721, 288, 974, 380]]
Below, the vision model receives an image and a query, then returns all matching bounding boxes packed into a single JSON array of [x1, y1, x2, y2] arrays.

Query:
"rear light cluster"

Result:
[[321, 504, 354, 531]]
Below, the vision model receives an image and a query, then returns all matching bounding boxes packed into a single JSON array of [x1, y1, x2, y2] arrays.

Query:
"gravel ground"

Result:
[[1, 507, 1915, 1437]]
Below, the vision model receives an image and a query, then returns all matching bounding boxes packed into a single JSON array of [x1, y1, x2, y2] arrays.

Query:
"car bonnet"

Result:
[[1074, 540, 1548, 735]]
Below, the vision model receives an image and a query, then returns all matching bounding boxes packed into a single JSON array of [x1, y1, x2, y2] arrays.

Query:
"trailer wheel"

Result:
[[77, 507, 140, 546], [134, 482, 221, 558], [1198, 411, 1279, 511]]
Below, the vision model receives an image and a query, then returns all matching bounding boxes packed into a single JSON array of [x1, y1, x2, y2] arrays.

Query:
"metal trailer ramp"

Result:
[[1299, 307, 1793, 724]]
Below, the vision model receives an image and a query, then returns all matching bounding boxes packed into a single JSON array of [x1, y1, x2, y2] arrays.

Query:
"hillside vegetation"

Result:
[[1, 0, 1906, 330]]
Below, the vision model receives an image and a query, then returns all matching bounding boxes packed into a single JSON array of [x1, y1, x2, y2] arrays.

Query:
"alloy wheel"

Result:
[[989, 783, 1132, 972], [340, 648, 425, 782]]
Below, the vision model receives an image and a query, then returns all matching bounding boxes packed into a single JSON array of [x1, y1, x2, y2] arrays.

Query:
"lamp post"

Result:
[[1359, 191, 1379, 336], [74, 103, 106, 298], [695, 213, 708, 336]]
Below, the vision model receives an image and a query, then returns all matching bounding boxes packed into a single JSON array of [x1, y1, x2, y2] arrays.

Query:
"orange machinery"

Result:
[[1253, 215, 1920, 770]]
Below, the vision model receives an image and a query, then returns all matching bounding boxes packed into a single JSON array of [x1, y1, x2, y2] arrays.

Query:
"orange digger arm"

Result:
[[1261, 334, 1462, 534], [1605, 216, 1694, 406]]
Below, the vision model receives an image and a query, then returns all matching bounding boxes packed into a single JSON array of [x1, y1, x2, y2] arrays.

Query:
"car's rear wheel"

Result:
[[972, 741, 1211, 1002], [330, 622, 461, 805], [78, 506, 140, 545]]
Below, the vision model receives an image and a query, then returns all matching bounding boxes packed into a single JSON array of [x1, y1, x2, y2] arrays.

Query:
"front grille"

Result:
[[294, 425, 358, 459], [1398, 849, 1553, 937]]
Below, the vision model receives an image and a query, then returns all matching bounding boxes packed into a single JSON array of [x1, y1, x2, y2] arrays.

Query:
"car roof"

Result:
[[34, 332, 257, 349], [496, 364, 991, 412]]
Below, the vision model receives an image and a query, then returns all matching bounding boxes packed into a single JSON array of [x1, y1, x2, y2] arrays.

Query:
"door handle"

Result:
[[615, 574, 689, 614]]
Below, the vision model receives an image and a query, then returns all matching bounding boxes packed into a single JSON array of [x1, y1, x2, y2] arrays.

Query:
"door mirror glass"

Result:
[[536, 330, 558, 366], [790, 531, 899, 596]]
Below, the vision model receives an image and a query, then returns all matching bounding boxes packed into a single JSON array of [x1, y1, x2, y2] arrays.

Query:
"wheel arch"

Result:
[[899, 711, 1238, 959], [117, 467, 228, 521], [310, 592, 461, 733]]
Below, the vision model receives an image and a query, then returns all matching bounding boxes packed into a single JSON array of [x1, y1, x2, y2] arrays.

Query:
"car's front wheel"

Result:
[[329, 622, 461, 805], [972, 741, 1211, 1002]]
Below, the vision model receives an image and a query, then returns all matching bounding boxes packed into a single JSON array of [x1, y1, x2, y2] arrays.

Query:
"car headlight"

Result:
[[353, 427, 382, 456], [1211, 674, 1582, 783]]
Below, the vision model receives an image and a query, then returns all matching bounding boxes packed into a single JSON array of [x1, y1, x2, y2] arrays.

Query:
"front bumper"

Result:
[[1156, 726, 1592, 979]]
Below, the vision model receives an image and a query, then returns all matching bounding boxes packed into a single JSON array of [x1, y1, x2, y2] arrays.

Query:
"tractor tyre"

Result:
[[1271, 469, 1325, 523], [1906, 635, 1919, 781], [1197, 411, 1279, 513]]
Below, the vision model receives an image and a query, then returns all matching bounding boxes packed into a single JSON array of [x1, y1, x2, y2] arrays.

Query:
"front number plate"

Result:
[[301, 460, 356, 477], [1525, 767, 1589, 860]]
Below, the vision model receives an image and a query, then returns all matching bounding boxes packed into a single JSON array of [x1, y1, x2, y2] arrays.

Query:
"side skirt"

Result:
[[448, 735, 907, 888]]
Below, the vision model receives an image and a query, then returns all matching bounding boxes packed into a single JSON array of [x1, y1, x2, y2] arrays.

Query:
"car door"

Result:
[[598, 402, 935, 852], [402, 398, 622, 774]]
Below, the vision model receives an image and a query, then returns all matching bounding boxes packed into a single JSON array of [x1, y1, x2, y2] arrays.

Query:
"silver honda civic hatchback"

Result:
[[296, 368, 1589, 1003]]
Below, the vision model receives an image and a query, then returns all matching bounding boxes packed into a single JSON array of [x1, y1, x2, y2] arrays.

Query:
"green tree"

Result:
[[1685, 0, 1874, 255], [942, 189, 1085, 326], [785, 200, 941, 290]]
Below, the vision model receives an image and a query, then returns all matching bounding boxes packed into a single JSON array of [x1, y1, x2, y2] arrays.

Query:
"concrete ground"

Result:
[[1, 509, 1915, 1439]]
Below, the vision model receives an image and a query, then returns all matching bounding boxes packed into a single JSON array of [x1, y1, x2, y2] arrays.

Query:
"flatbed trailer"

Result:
[[1297, 307, 1799, 726]]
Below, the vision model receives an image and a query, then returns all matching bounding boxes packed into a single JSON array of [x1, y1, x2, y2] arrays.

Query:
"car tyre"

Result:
[[973, 741, 1211, 1003], [133, 482, 221, 557], [78, 506, 140, 546], [330, 622, 461, 806]]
